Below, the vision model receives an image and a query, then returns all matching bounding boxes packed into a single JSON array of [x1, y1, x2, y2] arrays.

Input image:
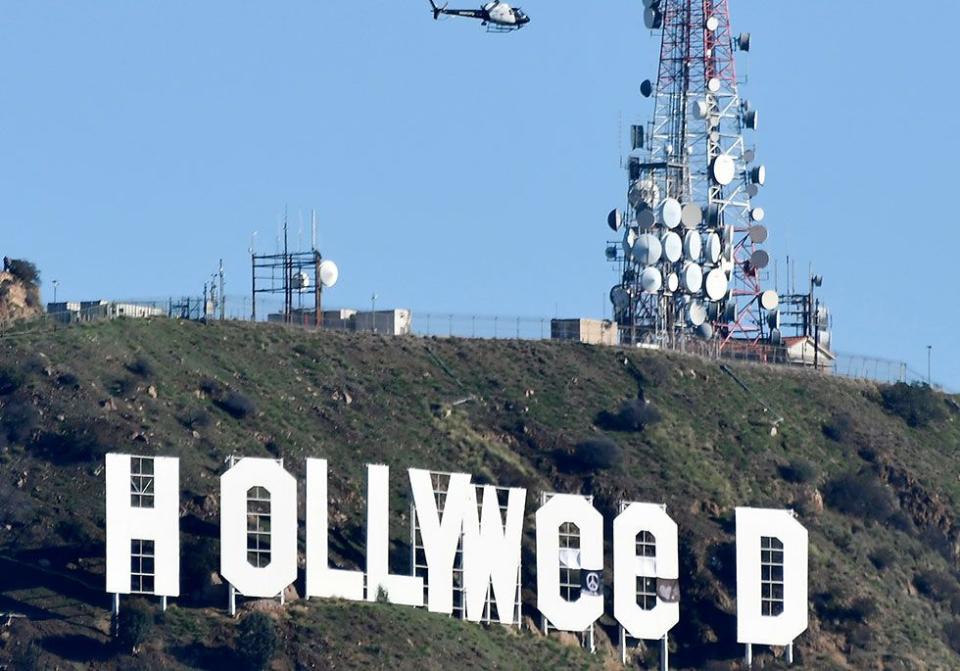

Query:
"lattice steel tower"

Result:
[[607, 0, 778, 350]]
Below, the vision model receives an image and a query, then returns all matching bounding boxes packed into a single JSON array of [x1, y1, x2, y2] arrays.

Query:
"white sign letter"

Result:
[[409, 469, 473, 614], [305, 458, 364, 600], [462, 485, 526, 624], [613, 502, 679, 640], [106, 454, 179, 598], [535, 494, 604, 632], [220, 458, 297, 598], [736, 507, 808, 647], [366, 464, 423, 606]]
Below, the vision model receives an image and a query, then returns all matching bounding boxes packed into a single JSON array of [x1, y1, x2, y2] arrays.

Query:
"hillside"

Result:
[[0, 319, 959, 669], [0, 259, 42, 326]]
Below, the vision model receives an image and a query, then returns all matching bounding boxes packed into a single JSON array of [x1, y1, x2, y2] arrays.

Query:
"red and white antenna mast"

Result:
[[608, 0, 776, 351]]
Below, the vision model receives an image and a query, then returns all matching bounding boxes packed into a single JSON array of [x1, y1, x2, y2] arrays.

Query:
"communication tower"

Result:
[[607, 0, 774, 351]]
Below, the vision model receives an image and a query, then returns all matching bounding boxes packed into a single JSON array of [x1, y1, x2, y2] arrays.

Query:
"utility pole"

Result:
[[52, 279, 59, 304], [218, 259, 225, 321], [371, 293, 378, 334], [928, 345, 933, 386]]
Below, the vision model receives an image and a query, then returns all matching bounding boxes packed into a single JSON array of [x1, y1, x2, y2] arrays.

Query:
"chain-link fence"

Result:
[[6, 297, 951, 393]]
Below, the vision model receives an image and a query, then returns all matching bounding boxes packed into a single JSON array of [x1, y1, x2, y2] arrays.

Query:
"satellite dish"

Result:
[[633, 233, 663, 266], [760, 290, 779, 311], [641, 0, 659, 7], [690, 99, 709, 120], [705, 15, 719, 32], [687, 302, 707, 326], [749, 225, 768, 243], [704, 268, 728, 301], [747, 183, 760, 198], [704, 232, 722, 264], [751, 165, 767, 185], [738, 32, 751, 51], [660, 198, 683, 229], [631, 124, 645, 149], [704, 202, 720, 227], [723, 301, 737, 322], [767, 310, 781, 330], [319, 260, 339, 288], [607, 208, 623, 231], [636, 207, 656, 229], [707, 77, 721, 93], [661, 231, 683, 263], [697, 322, 714, 339], [683, 230, 702, 261], [711, 154, 736, 186], [770, 328, 782, 345], [743, 149, 756, 163], [293, 271, 310, 289], [610, 286, 630, 311], [644, 7, 663, 29], [744, 109, 759, 130], [750, 207, 766, 222], [681, 262, 703, 293], [622, 227, 638, 256], [749, 250, 770, 269], [605, 246, 618, 261], [640, 267, 663, 293], [666, 272, 679, 293], [681, 202, 702, 228], [640, 80, 654, 98]]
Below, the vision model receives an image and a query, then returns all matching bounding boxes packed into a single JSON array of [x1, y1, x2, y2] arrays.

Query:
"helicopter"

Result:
[[429, 0, 530, 31]]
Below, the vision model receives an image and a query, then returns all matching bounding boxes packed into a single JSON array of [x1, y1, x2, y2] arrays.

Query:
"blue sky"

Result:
[[1, 1, 958, 389]]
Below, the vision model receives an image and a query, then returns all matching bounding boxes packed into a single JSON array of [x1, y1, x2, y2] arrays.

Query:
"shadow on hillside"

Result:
[[169, 642, 237, 669], [0, 554, 104, 612], [39, 633, 112, 663]]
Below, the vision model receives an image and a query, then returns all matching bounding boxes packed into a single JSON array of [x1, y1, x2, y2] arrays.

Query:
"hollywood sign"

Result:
[[105, 454, 808, 663]]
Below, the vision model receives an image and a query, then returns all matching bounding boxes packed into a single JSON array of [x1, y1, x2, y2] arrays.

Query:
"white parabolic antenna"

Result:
[[683, 230, 702, 261], [294, 271, 310, 289], [687, 301, 707, 326], [711, 154, 735, 186], [623, 227, 638, 255], [319, 260, 339, 288], [681, 262, 703, 293], [640, 267, 663, 293], [661, 231, 683, 263], [633, 233, 662, 266], [750, 207, 766, 222], [760, 289, 779, 311], [666, 272, 679, 293], [704, 232, 722, 264], [681, 202, 702, 228], [660, 198, 683, 229], [704, 268, 728, 301]]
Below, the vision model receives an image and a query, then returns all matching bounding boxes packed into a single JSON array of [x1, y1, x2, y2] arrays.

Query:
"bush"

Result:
[[33, 419, 120, 463], [822, 412, 856, 443], [1, 397, 39, 444], [914, 569, 960, 604], [779, 458, 818, 484], [236, 612, 278, 671], [565, 438, 623, 472], [55, 371, 80, 389], [823, 471, 896, 524], [178, 407, 212, 430], [7, 259, 40, 287], [880, 382, 947, 428], [126, 356, 156, 379], [595, 399, 661, 432], [116, 603, 153, 654], [0, 365, 25, 396], [869, 546, 896, 571], [217, 391, 257, 420]]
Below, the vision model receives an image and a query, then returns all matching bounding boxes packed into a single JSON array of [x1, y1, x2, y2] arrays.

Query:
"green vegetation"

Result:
[[0, 319, 957, 669], [236, 612, 277, 671]]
